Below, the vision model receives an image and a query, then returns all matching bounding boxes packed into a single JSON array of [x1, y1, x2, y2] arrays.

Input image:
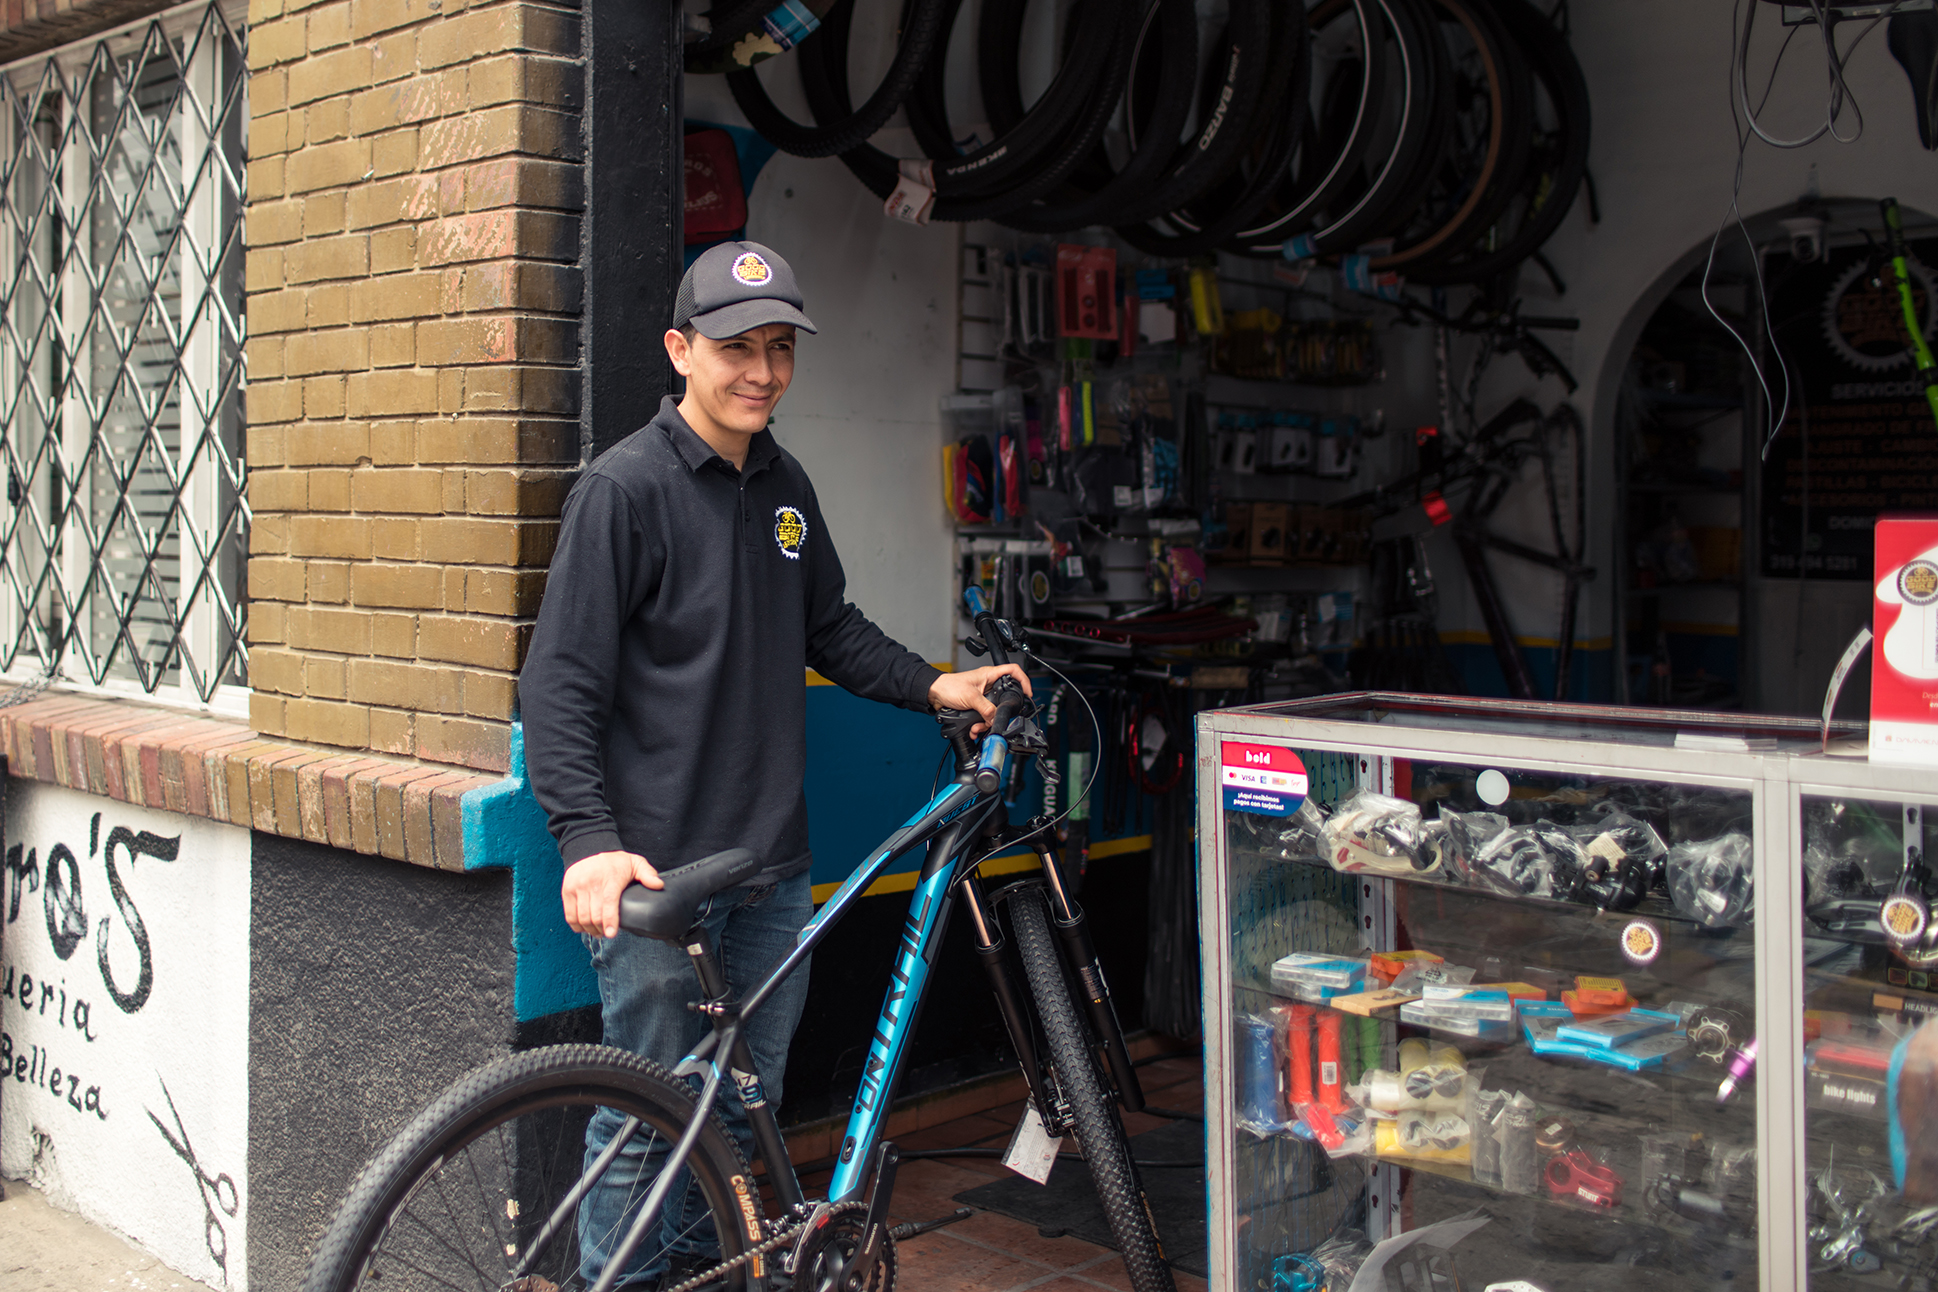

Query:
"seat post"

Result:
[[682, 926, 732, 1007]]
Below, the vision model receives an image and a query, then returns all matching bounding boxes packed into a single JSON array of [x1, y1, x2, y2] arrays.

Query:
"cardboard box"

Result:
[[1871, 514, 1938, 766], [1250, 503, 1290, 565]]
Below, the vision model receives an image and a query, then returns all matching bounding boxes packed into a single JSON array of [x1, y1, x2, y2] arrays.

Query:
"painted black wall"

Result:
[[247, 835, 515, 1291], [779, 851, 1156, 1131]]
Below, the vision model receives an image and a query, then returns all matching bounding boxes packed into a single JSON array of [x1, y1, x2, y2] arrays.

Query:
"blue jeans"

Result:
[[577, 874, 813, 1287]]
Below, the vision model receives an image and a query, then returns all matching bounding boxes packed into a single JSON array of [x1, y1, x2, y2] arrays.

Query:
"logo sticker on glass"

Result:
[[1220, 742, 1308, 817]]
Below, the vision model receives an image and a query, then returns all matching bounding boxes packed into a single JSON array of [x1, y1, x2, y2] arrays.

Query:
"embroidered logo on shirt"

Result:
[[774, 505, 808, 559], [733, 252, 772, 285]]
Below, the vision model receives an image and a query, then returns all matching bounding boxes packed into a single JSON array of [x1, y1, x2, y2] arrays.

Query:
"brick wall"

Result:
[[243, 0, 583, 774]]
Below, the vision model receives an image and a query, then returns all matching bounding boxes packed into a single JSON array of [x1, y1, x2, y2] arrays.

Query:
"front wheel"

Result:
[[301, 1044, 759, 1292], [1011, 890, 1178, 1292]]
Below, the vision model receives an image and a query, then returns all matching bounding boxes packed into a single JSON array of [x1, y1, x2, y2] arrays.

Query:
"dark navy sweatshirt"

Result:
[[519, 397, 940, 884]]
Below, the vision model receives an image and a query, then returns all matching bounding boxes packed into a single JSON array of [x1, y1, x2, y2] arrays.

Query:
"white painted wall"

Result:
[[2, 782, 252, 1291], [689, 4, 1938, 692]]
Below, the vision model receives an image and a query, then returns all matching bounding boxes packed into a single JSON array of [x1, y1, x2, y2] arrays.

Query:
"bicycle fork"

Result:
[[961, 838, 1146, 1122]]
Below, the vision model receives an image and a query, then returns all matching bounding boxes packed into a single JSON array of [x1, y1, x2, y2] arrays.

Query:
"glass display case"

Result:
[[1790, 756, 1938, 1292], [1198, 693, 1865, 1292]]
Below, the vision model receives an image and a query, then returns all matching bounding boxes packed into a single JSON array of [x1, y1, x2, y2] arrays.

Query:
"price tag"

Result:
[[1002, 1103, 1061, 1184], [884, 174, 935, 225]]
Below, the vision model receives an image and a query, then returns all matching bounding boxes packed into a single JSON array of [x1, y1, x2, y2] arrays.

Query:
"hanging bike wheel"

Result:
[[300, 1046, 757, 1292], [1367, 0, 1532, 272], [1406, 0, 1589, 285], [797, 0, 1140, 219], [727, 0, 952, 158]]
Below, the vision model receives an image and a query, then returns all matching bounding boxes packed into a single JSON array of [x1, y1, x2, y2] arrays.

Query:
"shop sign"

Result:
[[2, 782, 251, 1289], [1220, 742, 1307, 816]]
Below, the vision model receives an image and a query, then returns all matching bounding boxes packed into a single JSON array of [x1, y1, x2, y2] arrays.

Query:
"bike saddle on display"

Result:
[[618, 848, 761, 941]]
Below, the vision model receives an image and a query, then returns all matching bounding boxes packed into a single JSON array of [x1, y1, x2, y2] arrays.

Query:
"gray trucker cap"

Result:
[[672, 241, 818, 339]]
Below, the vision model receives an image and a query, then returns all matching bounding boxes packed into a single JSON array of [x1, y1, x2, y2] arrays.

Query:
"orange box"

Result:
[[1371, 950, 1444, 981]]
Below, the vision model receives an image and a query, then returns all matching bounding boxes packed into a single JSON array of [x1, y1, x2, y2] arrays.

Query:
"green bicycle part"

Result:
[[1879, 196, 1938, 431]]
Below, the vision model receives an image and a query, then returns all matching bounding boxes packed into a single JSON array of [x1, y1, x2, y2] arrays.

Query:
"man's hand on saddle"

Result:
[[928, 664, 1032, 736], [563, 850, 664, 938]]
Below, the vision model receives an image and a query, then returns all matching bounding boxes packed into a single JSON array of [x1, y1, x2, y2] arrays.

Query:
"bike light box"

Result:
[[1871, 514, 1938, 766]]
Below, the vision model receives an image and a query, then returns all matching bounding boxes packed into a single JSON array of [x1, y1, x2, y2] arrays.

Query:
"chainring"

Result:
[[789, 1202, 896, 1292]]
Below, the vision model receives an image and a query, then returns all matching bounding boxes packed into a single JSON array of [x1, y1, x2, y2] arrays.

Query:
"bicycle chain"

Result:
[[659, 1216, 808, 1292]]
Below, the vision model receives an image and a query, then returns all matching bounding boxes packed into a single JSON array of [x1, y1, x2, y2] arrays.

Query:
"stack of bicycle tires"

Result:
[[702, 0, 1590, 285]]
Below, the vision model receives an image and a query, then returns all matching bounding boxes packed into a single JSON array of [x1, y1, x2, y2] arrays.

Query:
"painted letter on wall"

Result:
[[1, 781, 251, 1290]]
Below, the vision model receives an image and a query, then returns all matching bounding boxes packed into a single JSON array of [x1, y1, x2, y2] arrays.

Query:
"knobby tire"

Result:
[[1011, 891, 1177, 1292], [300, 1045, 756, 1292]]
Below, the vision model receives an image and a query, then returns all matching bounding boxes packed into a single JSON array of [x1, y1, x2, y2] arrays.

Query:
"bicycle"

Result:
[[299, 588, 1177, 1292]]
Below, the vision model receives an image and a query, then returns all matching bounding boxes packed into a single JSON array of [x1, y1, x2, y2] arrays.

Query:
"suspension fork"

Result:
[[1033, 842, 1145, 1112], [957, 872, 1059, 1121]]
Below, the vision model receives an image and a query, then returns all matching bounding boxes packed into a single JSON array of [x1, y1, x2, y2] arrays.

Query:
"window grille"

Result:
[[0, 0, 247, 708]]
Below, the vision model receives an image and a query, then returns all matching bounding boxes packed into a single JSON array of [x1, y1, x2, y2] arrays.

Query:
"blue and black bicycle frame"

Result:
[[583, 588, 1145, 1291]]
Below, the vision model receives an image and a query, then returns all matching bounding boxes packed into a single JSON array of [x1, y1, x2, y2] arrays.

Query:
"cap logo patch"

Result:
[[774, 505, 807, 559], [733, 252, 772, 285]]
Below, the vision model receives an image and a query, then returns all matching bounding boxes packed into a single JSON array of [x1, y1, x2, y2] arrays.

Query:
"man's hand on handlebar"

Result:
[[928, 664, 1032, 735], [562, 850, 663, 938]]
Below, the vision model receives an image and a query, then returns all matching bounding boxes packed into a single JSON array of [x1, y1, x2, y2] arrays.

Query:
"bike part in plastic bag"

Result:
[[1468, 822, 1586, 900], [1668, 832, 1754, 928], [1321, 789, 1433, 876], [1569, 811, 1666, 911]]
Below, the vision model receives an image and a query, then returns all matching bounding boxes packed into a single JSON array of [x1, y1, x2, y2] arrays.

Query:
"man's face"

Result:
[[667, 323, 797, 435]]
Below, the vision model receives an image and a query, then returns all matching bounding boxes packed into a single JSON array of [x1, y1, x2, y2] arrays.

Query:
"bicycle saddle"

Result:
[[617, 848, 761, 941]]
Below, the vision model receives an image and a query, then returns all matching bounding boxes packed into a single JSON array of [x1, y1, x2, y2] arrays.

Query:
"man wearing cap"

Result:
[[520, 241, 1027, 1285]]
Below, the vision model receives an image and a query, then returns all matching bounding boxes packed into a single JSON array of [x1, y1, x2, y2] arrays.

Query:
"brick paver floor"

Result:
[[794, 1054, 1209, 1292]]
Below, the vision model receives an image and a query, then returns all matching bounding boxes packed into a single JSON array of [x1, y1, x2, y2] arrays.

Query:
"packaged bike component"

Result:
[[1547, 1147, 1623, 1209], [1371, 949, 1444, 981], [1237, 1013, 1287, 1134], [1352, 1014, 1380, 1083], [1668, 832, 1755, 928], [1249, 502, 1288, 564], [1378, 1109, 1471, 1163], [1317, 1011, 1346, 1110], [1313, 415, 1358, 479], [1807, 1049, 1889, 1119], [1569, 811, 1666, 911], [1398, 1003, 1515, 1041], [1439, 810, 1510, 885], [1471, 1089, 1508, 1188], [1468, 822, 1587, 899], [1321, 790, 1433, 876], [1055, 244, 1117, 340], [1330, 985, 1420, 1017], [1391, 960, 1475, 994], [1281, 1005, 1317, 1107], [1555, 1011, 1676, 1050], [1533, 1114, 1574, 1156], [1187, 266, 1224, 336], [1499, 1092, 1542, 1194]]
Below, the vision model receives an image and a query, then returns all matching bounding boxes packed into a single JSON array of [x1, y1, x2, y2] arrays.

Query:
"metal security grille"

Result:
[[0, 1, 246, 706]]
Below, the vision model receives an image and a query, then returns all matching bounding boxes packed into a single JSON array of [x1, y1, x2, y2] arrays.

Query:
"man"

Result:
[[519, 240, 1025, 1284]]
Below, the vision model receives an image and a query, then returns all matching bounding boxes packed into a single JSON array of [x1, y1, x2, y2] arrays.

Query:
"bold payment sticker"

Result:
[[1220, 742, 1308, 817]]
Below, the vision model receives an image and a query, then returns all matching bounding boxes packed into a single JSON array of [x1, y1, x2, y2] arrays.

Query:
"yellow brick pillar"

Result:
[[243, 0, 582, 773]]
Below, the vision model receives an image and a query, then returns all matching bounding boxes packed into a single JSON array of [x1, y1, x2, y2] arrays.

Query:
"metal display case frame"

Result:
[[1197, 692, 1897, 1292]]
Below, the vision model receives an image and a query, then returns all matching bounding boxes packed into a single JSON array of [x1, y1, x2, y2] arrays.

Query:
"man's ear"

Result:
[[664, 328, 692, 375]]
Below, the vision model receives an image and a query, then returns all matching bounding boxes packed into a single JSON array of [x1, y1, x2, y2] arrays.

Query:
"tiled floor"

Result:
[[792, 1055, 1209, 1292]]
